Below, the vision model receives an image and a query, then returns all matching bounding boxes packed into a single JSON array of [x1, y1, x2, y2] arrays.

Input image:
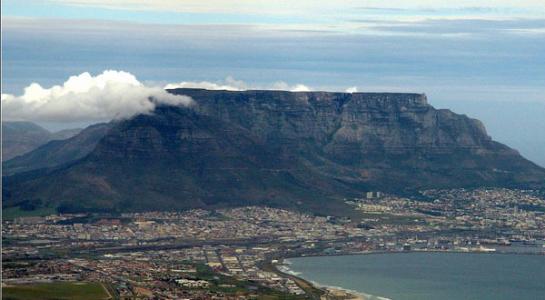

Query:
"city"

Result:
[[3, 188, 544, 299]]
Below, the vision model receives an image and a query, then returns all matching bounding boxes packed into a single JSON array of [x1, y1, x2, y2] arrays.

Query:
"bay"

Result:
[[287, 252, 545, 300]]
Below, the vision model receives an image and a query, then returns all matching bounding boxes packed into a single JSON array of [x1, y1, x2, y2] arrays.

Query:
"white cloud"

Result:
[[50, 1, 545, 17], [164, 76, 248, 91], [270, 81, 312, 92], [345, 86, 358, 93], [289, 84, 312, 92], [50, 0, 342, 16], [44, 0, 545, 30], [1, 70, 193, 123], [166, 77, 312, 92], [1, 72, 317, 123]]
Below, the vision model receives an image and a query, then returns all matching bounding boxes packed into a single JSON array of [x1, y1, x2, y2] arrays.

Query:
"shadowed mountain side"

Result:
[[3, 107, 357, 214], [3, 89, 544, 214]]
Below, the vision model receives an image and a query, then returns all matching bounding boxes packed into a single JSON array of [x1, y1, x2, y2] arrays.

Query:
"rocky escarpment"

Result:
[[173, 89, 540, 188], [3, 89, 544, 214]]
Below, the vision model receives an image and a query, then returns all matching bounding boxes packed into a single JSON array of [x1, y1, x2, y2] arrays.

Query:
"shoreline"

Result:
[[273, 257, 380, 300], [271, 255, 379, 300], [269, 249, 544, 299], [281, 247, 545, 260]]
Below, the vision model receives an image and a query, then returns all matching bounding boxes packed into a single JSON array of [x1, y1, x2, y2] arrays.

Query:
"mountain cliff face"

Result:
[[173, 89, 543, 188], [3, 89, 544, 214]]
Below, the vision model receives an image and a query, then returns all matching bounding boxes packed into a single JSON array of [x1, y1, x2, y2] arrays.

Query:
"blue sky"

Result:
[[1, 0, 545, 166]]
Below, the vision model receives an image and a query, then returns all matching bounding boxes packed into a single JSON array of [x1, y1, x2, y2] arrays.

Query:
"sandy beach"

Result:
[[323, 286, 367, 299], [276, 259, 371, 299]]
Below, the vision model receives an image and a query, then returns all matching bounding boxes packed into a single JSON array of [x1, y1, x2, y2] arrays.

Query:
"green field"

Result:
[[2, 282, 111, 300], [192, 264, 305, 299], [2, 206, 57, 220]]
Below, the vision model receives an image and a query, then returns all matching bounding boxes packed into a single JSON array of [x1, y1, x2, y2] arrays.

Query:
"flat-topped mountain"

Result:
[[3, 89, 544, 214]]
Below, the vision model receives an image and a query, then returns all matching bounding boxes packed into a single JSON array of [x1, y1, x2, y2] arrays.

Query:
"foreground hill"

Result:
[[2, 121, 81, 161], [3, 89, 544, 214]]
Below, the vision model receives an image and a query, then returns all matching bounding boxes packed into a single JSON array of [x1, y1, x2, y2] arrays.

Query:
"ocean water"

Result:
[[287, 253, 545, 300]]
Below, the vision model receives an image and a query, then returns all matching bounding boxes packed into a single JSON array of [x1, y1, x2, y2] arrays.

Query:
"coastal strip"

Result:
[[265, 247, 545, 300], [263, 258, 372, 300], [268, 249, 545, 300]]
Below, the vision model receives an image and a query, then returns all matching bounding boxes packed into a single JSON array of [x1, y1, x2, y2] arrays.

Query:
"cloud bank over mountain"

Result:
[[1, 70, 193, 123], [2, 70, 356, 124], [164, 76, 312, 92], [2, 8, 544, 165]]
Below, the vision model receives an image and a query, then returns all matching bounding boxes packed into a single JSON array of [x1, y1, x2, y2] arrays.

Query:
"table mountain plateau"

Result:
[[3, 89, 544, 214]]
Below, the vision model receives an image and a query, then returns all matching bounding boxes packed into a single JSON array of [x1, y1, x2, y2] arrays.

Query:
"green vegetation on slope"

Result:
[[193, 264, 305, 299], [2, 206, 57, 220]]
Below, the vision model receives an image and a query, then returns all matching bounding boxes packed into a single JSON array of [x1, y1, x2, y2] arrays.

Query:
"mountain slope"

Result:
[[3, 123, 111, 176], [51, 128, 84, 140], [3, 89, 544, 214], [2, 122, 53, 161], [4, 107, 343, 213], [2, 121, 81, 161]]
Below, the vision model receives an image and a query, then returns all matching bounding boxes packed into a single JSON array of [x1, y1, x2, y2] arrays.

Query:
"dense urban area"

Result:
[[3, 188, 545, 299]]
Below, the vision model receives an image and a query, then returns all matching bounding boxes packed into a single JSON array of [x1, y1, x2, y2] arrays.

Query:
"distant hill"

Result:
[[2, 122, 52, 161], [2, 121, 82, 161], [51, 128, 84, 140], [3, 123, 111, 176], [3, 89, 544, 215]]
